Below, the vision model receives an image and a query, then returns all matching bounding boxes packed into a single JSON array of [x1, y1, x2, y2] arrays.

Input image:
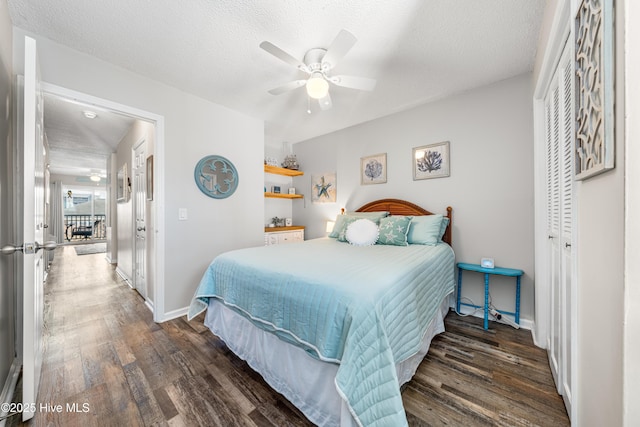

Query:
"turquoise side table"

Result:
[[456, 262, 524, 330]]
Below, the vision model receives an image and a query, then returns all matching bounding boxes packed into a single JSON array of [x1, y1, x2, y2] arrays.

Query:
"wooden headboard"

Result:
[[355, 198, 453, 246]]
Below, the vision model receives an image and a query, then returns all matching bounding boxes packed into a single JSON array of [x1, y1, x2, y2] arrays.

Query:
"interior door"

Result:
[[545, 82, 562, 392], [133, 141, 147, 299], [558, 43, 574, 416], [19, 36, 47, 422], [543, 39, 574, 418]]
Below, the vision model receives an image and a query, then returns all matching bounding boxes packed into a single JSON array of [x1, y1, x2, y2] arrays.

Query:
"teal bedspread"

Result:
[[188, 238, 455, 427]]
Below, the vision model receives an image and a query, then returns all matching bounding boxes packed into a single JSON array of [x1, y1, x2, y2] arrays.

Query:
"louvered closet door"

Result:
[[545, 80, 562, 392], [559, 45, 574, 415], [544, 40, 574, 417]]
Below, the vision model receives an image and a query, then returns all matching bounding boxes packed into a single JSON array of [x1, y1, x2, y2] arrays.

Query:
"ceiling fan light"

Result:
[[306, 73, 329, 99]]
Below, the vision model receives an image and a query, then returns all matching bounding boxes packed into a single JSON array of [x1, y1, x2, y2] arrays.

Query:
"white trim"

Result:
[[455, 305, 534, 331], [154, 119, 165, 323], [532, 96, 548, 349], [159, 306, 189, 322], [144, 299, 154, 313], [534, 1, 572, 99], [0, 358, 21, 427], [115, 266, 132, 288], [532, 1, 578, 423], [532, 0, 571, 348], [38, 82, 166, 324]]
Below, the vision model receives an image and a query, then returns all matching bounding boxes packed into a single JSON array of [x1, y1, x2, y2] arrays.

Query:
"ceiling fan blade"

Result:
[[260, 41, 309, 73], [329, 75, 377, 91], [318, 93, 333, 111], [267, 80, 307, 95], [321, 29, 357, 69]]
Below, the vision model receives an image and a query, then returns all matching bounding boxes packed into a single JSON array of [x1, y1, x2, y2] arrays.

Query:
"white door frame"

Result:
[[532, 0, 577, 423], [532, 0, 571, 349], [16, 36, 46, 422], [40, 82, 166, 323]]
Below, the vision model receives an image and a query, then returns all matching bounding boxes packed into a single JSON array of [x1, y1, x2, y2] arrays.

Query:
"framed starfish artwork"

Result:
[[311, 172, 336, 204]]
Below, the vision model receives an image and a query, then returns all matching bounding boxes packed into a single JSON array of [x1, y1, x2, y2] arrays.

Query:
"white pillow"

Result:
[[345, 219, 379, 246]]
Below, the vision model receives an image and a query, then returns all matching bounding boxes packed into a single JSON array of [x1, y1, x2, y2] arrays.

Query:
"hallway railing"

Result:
[[63, 214, 106, 241]]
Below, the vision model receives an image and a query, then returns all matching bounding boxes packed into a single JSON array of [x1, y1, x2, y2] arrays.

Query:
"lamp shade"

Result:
[[306, 73, 329, 99], [326, 220, 335, 234]]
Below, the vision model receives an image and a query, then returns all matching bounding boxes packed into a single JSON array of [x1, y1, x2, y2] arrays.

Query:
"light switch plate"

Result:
[[178, 208, 188, 220]]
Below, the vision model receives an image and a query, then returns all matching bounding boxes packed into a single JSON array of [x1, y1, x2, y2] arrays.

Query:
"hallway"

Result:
[[8, 246, 568, 426]]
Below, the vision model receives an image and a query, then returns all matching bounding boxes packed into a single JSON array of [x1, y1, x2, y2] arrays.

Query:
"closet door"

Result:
[[544, 40, 574, 416], [559, 45, 574, 414], [545, 81, 561, 391]]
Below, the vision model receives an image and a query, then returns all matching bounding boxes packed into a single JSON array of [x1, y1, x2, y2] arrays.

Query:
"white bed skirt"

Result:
[[204, 296, 451, 427]]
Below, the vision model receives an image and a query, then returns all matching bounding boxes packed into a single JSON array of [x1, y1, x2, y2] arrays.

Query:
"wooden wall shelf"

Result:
[[264, 225, 305, 232], [264, 165, 304, 177], [264, 192, 303, 199]]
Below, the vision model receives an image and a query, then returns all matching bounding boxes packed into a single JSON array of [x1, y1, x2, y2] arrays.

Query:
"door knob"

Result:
[[1, 241, 57, 255], [1, 244, 23, 255], [39, 241, 57, 251], [137, 226, 146, 232]]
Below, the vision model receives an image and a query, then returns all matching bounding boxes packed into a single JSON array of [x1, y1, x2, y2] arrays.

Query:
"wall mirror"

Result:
[[194, 155, 239, 199]]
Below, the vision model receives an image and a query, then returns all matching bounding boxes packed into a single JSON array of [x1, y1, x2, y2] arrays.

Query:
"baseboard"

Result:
[[144, 299, 154, 313], [157, 306, 189, 323], [115, 267, 132, 288], [0, 358, 21, 427], [452, 304, 534, 331]]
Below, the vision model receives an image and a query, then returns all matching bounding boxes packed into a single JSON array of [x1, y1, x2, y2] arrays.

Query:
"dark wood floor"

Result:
[[9, 246, 569, 426]]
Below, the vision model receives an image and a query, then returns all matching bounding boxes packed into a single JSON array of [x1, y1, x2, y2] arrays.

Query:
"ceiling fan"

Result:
[[260, 29, 377, 112]]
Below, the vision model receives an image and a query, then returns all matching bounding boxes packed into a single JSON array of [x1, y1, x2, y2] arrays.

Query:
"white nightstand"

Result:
[[264, 226, 305, 246]]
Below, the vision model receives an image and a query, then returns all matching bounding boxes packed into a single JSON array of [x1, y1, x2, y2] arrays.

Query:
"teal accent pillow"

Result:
[[328, 211, 389, 238], [377, 216, 413, 246], [407, 214, 444, 245]]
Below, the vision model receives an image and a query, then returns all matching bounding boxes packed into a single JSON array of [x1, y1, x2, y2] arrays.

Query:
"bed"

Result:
[[188, 199, 455, 426]]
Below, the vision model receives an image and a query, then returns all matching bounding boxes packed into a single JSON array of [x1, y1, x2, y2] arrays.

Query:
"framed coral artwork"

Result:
[[412, 141, 450, 180], [360, 153, 387, 185]]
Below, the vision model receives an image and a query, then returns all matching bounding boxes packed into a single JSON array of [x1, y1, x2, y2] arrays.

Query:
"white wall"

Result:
[[264, 144, 293, 227], [533, 0, 627, 424], [12, 28, 265, 318], [293, 74, 535, 324], [624, 1, 640, 424], [572, 0, 625, 424]]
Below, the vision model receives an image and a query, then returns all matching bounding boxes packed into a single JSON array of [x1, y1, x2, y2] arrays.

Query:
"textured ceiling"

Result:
[[43, 95, 135, 176], [8, 0, 545, 176]]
